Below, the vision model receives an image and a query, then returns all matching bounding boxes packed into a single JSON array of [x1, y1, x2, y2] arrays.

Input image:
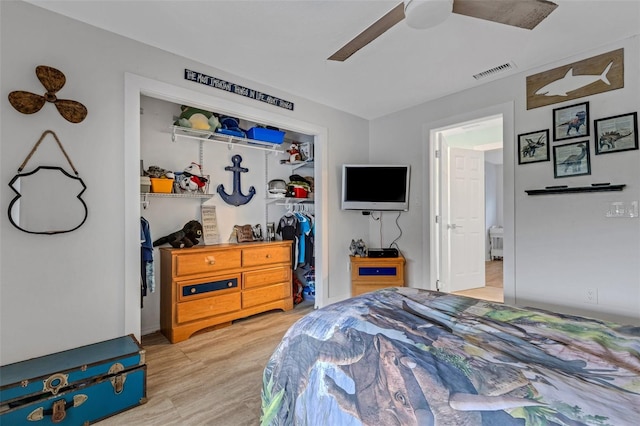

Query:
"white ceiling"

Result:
[[24, 0, 640, 120]]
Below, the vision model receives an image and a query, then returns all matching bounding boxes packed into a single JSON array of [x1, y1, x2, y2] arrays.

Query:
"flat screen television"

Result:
[[341, 164, 410, 211]]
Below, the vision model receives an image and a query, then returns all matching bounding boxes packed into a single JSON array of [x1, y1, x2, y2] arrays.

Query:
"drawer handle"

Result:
[[227, 281, 233, 287], [191, 288, 197, 294], [266, 254, 272, 258], [206, 256, 216, 265]]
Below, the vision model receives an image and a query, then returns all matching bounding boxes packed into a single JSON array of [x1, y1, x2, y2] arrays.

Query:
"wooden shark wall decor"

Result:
[[526, 48, 624, 110]]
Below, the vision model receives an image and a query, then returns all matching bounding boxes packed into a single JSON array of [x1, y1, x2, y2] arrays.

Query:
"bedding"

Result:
[[261, 287, 640, 425]]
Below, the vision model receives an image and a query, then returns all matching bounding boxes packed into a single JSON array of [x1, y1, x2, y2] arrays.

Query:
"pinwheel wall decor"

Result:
[[8, 65, 87, 123]]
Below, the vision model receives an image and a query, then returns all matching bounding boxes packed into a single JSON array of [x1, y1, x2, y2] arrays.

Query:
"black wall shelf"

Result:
[[525, 184, 626, 195]]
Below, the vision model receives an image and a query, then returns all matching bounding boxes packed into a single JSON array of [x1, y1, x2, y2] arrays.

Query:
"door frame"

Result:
[[123, 73, 328, 339], [424, 102, 515, 303]]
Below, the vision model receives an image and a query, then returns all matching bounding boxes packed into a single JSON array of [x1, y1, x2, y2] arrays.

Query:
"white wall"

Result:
[[370, 36, 640, 325], [0, 1, 369, 364]]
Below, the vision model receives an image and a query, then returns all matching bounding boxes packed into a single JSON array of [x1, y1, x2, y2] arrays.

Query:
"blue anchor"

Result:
[[217, 154, 256, 206]]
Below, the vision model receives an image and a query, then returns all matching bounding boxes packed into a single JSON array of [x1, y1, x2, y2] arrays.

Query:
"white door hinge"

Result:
[[435, 215, 440, 224], [435, 150, 440, 158], [436, 279, 441, 291]]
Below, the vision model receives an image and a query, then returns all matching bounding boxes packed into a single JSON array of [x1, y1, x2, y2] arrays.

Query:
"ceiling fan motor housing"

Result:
[[404, 0, 454, 29]]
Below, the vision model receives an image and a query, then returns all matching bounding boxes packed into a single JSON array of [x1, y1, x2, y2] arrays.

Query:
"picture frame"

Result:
[[594, 111, 638, 155], [553, 102, 589, 141], [553, 140, 591, 178], [266, 222, 276, 242], [518, 129, 549, 164]]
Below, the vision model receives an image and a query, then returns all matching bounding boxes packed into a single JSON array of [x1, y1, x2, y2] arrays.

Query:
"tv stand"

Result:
[[350, 254, 405, 296]]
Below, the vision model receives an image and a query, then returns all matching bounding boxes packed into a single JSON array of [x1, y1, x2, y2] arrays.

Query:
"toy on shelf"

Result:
[[173, 105, 221, 131], [177, 162, 208, 193]]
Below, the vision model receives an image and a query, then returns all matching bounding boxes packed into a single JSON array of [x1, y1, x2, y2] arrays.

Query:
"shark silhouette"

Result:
[[535, 61, 613, 96]]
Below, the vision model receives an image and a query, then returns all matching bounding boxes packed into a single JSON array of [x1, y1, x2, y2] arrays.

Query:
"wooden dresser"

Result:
[[160, 241, 293, 343], [350, 254, 405, 296]]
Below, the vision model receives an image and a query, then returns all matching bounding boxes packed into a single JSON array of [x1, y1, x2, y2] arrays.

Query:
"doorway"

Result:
[[430, 114, 504, 302]]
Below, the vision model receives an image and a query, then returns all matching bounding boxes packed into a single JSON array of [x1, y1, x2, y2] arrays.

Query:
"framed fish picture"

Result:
[[594, 112, 638, 155], [553, 102, 589, 142], [553, 140, 591, 178], [518, 129, 549, 164]]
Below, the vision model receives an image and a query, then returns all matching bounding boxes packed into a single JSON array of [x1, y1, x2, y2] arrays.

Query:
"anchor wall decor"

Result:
[[217, 155, 256, 206]]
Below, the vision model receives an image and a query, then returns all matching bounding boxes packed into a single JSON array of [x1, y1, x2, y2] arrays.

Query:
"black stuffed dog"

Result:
[[153, 220, 203, 248]]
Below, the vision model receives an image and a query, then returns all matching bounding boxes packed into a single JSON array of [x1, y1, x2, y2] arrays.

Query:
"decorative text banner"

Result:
[[184, 69, 294, 111]]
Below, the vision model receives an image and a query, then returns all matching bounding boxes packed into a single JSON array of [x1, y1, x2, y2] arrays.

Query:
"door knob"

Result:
[[447, 224, 462, 229]]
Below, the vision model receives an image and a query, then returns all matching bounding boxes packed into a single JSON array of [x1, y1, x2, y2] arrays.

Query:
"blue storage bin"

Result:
[[246, 127, 285, 144]]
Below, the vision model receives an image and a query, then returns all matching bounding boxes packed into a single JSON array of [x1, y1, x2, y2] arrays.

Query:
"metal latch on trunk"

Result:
[[26, 394, 87, 422], [108, 363, 127, 394]]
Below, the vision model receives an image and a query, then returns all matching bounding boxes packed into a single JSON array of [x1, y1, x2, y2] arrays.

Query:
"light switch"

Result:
[[606, 201, 638, 218]]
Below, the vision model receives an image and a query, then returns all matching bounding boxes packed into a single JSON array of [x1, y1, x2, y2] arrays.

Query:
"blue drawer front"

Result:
[[1, 366, 146, 425], [182, 278, 238, 297], [359, 267, 397, 276], [0, 335, 143, 405]]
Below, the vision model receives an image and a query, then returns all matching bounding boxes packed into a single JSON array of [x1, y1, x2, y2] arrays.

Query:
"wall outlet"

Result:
[[585, 287, 598, 304]]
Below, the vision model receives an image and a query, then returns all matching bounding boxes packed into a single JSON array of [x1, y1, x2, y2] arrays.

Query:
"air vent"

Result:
[[473, 61, 517, 80]]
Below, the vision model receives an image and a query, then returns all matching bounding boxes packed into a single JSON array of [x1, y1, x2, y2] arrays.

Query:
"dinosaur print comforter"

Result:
[[261, 287, 640, 425]]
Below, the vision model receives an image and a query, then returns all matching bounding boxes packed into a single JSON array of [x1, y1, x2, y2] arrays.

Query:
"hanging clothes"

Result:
[[276, 212, 300, 268], [140, 217, 155, 308], [294, 212, 310, 267]]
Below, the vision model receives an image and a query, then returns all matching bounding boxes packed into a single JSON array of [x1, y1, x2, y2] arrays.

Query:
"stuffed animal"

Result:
[[174, 105, 221, 131], [153, 220, 203, 249], [349, 239, 368, 257], [145, 165, 171, 179], [178, 162, 208, 192]]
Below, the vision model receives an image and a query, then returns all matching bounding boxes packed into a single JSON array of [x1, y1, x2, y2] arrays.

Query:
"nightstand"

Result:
[[350, 254, 405, 296]]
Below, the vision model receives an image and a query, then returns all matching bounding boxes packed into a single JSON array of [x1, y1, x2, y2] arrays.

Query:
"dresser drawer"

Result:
[[242, 245, 290, 267], [243, 266, 291, 290], [175, 250, 242, 277], [176, 292, 241, 323], [357, 267, 398, 276], [178, 276, 239, 302], [242, 282, 291, 308]]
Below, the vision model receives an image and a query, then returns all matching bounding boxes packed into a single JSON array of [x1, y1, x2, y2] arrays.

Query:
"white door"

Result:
[[441, 145, 486, 292]]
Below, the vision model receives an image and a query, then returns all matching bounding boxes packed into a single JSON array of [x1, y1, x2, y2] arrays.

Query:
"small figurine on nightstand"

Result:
[[349, 239, 368, 257]]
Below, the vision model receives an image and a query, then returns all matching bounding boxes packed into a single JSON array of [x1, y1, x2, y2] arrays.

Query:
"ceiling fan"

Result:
[[328, 0, 558, 61]]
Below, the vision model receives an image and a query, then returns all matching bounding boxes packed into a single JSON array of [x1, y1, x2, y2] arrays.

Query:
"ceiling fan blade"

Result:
[[8, 91, 46, 114], [452, 0, 558, 30], [328, 2, 405, 62], [55, 99, 88, 123], [36, 65, 66, 93]]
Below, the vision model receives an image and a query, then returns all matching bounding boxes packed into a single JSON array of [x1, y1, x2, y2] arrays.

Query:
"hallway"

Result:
[[452, 260, 503, 302]]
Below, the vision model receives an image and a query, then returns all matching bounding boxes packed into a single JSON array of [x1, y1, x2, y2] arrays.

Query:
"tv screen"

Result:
[[341, 164, 410, 211]]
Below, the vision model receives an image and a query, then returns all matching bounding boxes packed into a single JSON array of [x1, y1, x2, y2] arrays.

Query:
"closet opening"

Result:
[[123, 73, 328, 340]]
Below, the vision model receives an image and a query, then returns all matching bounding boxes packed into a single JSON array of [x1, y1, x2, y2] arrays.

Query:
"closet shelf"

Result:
[[170, 126, 286, 154], [142, 192, 214, 199], [140, 192, 214, 209], [525, 184, 626, 195], [281, 160, 314, 171], [266, 197, 314, 205]]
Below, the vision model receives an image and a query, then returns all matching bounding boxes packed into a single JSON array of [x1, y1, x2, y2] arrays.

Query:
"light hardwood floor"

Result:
[[100, 264, 503, 425], [452, 260, 504, 303], [97, 301, 314, 426]]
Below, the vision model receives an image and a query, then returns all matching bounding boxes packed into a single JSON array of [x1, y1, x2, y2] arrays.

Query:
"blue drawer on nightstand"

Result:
[[358, 267, 397, 276]]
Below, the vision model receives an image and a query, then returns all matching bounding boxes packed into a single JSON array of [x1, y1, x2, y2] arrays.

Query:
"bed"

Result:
[[261, 287, 640, 425]]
